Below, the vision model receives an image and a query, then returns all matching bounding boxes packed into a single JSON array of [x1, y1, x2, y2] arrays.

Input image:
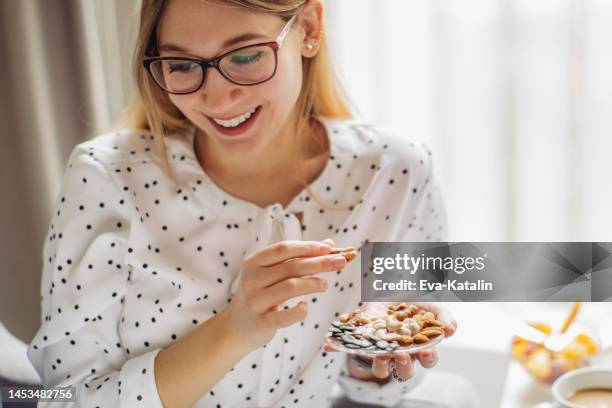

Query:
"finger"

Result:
[[261, 300, 308, 328], [415, 348, 438, 369], [414, 303, 457, 337], [393, 354, 415, 380], [260, 254, 347, 287], [323, 334, 344, 352], [253, 277, 327, 312], [350, 355, 374, 371], [323, 343, 338, 352], [251, 240, 333, 267], [322, 238, 335, 246], [371, 356, 391, 379]]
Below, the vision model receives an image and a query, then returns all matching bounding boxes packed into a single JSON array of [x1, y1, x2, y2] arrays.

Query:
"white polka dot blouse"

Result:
[[27, 117, 448, 407]]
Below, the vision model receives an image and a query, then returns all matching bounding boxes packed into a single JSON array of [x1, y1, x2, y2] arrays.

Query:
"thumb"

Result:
[[323, 344, 338, 352]]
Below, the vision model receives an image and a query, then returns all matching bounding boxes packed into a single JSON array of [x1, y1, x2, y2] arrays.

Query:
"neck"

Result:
[[194, 114, 328, 185]]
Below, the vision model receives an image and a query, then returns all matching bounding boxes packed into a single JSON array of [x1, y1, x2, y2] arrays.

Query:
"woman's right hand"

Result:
[[221, 239, 348, 352]]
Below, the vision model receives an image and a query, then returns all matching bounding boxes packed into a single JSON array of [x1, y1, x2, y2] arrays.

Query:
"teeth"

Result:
[[213, 107, 258, 128]]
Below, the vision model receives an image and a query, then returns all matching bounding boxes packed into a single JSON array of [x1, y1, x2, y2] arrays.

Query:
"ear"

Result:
[[299, 0, 324, 58]]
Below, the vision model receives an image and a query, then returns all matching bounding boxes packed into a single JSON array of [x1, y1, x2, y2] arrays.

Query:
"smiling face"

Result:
[[156, 0, 307, 157]]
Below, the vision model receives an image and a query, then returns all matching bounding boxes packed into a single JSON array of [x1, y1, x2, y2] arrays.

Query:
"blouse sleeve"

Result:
[[26, 146, 165, 407]]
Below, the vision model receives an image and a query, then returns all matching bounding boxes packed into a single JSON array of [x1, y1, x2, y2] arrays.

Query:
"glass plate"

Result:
[[325, 331, 444, 357]]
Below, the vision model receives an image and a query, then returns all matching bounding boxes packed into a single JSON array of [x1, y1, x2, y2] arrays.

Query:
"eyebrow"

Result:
[[158, 33, 268, 54]]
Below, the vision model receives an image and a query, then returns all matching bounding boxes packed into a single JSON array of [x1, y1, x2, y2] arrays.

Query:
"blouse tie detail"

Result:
[[230, 203, 306, 407]]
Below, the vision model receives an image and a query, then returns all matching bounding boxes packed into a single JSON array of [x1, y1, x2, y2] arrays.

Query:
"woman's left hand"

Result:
[[324, 302, 457, 383]]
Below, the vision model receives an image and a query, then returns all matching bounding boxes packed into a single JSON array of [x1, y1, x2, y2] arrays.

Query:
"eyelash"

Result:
[[229, 52, 263, 65], [168, 63, 197, 73]]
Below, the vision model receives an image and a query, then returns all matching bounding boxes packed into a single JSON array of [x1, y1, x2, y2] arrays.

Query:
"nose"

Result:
[[199, 67, 242, 113]]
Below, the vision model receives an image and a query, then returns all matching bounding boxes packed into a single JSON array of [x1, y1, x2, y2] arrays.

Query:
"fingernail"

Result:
[[332, 255, 346, 268], [320, 243, 331, 251], [423, 354, 434, 364], [321, 280, 329, 290]]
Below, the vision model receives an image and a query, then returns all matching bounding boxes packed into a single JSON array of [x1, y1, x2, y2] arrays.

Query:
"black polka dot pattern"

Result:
[[27, 119, 447, 407]]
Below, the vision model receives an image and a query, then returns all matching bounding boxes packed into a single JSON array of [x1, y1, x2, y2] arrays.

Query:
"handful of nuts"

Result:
[[326, 303, 446, 353]]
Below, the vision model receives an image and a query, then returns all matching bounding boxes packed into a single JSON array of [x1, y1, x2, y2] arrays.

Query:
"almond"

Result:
[[343, 251, 357, 262], [329, 247, 358, 263], [420, 327, 444, 338], [382, 333, 404, 343], [413, 334, 429, 344], [329, 247, 354, 254], [423, 318, 445, 328], [397, 335, 414, 346]]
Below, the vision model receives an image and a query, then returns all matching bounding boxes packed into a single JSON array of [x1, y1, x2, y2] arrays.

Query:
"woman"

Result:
[[27, 0, 456, 407]]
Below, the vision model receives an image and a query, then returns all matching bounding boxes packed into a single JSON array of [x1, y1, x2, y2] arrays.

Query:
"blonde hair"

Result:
[[115, 0, 353, 208]]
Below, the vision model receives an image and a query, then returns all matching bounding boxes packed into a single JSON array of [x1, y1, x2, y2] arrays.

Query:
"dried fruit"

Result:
[[511, 321, 599, 384]]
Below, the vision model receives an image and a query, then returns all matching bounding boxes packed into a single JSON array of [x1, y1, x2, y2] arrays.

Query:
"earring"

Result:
[[306, 39, 318, 50]]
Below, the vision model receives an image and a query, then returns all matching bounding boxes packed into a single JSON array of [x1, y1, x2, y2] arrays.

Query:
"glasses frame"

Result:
[[143, 13, 299, 95]]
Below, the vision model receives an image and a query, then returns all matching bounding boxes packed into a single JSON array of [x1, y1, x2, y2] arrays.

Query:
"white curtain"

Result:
[[325, 0, 612, 242]]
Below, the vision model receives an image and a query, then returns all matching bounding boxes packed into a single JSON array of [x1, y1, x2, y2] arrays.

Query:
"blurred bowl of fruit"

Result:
[[511, 303, 600, 384]]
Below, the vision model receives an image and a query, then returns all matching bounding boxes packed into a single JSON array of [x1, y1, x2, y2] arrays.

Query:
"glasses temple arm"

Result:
[[276, 13, 298, 45]]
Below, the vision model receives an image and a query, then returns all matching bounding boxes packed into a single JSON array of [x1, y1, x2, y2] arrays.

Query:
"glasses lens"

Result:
[[149, 59, 203, 93], [219, 45, 276, 85]]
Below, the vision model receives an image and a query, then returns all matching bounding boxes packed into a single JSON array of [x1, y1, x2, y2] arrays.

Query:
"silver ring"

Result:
[[390, 360, 409, 382], [392, 369, 408, 382]]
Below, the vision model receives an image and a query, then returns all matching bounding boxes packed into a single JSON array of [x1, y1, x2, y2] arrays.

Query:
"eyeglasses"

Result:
[[143, 13, 298, 95]]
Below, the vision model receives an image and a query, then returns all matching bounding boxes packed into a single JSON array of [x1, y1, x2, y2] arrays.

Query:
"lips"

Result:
[[204, 105, 262, 138], [212, 106, 258, 127]]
